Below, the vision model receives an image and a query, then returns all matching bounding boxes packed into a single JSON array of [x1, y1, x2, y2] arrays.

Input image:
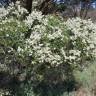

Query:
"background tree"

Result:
[[54, 0, 94, 18]]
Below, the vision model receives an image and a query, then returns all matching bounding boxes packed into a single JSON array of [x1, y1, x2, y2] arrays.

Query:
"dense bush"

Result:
[[0, 3, 28, 95], [0, 2, 96, 96], [21, 14, 96, 69]]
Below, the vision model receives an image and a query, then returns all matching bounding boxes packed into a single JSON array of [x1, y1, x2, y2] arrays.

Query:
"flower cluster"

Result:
[[24, 10, 48, 28], [66, 17, 96, 58], [0, 7, 8, 19], [0, 89, 10, 96], [0, 1, 28, 19], [24, 10, 43, 28]]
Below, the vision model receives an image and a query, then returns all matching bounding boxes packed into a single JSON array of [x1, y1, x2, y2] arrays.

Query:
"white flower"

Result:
[[25, 10, 44, 28], [69, 50, 81, 56], [17, 46, 23, 53], [0, 7, 8, 18]]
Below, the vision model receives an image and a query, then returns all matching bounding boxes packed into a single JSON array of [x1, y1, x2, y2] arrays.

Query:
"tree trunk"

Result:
[[25, 0, 33, 13], [21, 0, 33, 13]]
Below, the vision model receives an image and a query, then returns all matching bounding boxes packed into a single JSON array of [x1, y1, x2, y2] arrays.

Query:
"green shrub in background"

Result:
[[74, 60, 96, 88]]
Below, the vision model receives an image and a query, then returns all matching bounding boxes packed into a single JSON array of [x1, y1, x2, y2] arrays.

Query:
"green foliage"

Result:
[[0, 3, 96, 96], [0, 18, 28, 48]]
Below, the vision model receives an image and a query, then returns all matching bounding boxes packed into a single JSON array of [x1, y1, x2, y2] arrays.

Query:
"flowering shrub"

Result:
[[0, 3, 96, 95], [19, 16, 96, 68], [16, 14, 96, 89]]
